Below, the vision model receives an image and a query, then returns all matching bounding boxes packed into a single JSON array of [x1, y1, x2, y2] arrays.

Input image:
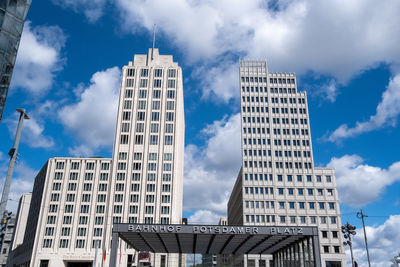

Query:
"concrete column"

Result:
[[110, 232, 119, 267]]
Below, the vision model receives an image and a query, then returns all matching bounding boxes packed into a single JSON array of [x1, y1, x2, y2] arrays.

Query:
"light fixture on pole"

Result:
[[0, 109, 29, 217]]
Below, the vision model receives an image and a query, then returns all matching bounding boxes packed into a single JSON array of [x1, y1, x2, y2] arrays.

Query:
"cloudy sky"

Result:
[[0, 0, 399, 266]]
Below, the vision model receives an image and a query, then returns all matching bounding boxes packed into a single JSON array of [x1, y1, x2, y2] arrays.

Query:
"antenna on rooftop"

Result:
[[151, 24, 156, 60]]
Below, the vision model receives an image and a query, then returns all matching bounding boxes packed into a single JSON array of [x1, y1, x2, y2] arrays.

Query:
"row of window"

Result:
[[240, 77, 296, 85], [243, 173, 332, 183], [55, 162, 109, 171], [244, 187, 334, 196], [126, 78, 176, 89], [244, 214, 337, 225], [50, 193, 107, 203], [126, 68, 176, 78], [241, 87, 300, 95], [242, 117, 309, 126], [241, 95, 307, 105], [245, 150, 311, 158], [113, 172, 171, 182], [244, 138, 310, 147], [243, 161, 313, 170], [242, 106, 308, 116], [121, 122, 174, 136], [44, 238, 103, 249], [124, 100, 175, 111]]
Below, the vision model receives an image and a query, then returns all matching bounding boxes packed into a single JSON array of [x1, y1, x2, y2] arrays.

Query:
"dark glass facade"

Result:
[[0, 0, 31, 121]]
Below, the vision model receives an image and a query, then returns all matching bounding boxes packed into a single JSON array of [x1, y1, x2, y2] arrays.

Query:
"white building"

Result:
[[7, 48, 185, 267], [227, 60, 346, 267], [10, 193, 31, 251]]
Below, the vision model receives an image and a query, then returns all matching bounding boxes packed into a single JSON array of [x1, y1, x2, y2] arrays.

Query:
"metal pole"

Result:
[[0, 109, 29, 217], [349, 234, 355, 267], [358, 210, 371, 267]]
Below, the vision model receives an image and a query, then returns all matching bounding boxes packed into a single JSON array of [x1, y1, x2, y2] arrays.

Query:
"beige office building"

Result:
[[8, 48, 185, 267], [227, 61, 346, 267]]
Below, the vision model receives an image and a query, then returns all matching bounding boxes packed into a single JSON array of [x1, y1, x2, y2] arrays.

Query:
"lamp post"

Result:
[[342, 222, 357, 267], [0, 109, 29, 217], [357, 210, 371, 267]]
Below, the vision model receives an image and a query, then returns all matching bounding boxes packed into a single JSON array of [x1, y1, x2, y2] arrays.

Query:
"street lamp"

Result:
[[342, 222, 357, 267], [0, 109, 29, 217]]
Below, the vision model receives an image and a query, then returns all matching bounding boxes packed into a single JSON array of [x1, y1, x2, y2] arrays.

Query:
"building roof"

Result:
[[113, 224, 319, 255]]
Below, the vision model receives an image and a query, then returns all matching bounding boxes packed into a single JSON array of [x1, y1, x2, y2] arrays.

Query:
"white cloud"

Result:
[[184, 113, 241, 215], [327, 155, 400, 206], [194, 60, 239, 103], [188, 210, 221, 225], [0, 156, 36, 213], [11, 22, 66, 95], [58, 67, 121, 156], [322, 80, 339, 103], [115, 0, 400, 101], [327, 74, 400, 142], [351, 215, 400, 267], [51, 0, 107, 23], [5, 110, 55, 149]]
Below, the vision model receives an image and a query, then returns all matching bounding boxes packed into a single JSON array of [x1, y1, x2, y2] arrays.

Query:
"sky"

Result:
[[0, 0, 399, 266]]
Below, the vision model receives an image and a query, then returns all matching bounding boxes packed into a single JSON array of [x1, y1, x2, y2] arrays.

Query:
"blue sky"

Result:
[[0, 0, 399, 266]]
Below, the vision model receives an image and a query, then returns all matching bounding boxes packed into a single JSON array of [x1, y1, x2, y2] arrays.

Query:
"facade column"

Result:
[[110, 232, 119, 267]]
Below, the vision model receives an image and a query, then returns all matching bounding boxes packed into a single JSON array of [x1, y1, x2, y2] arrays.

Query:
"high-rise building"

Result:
[[0, 0, 31, 121], [227, 60, 346, 266], [7, 48, 185, 267], [0, 212, 15, 267], [107, 47, 185, 266]]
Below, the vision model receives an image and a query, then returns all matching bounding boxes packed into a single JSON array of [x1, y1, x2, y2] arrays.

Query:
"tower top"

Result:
[[151, 24, 156, 60]]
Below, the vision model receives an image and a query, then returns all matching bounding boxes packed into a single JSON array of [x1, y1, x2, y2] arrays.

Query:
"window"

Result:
[[71, 162, 80, 170], [138, 100, 146, 109], [59, 239, 69, 248], [136, 123, 144, 133], [127, 68, 135, 77], [95, 216, 104, 225], [323, 246, 329, 253], [140, 69, 148, 77], [153, 79, 162, 88], [76, 239, 85, 248], [135, 135, 143, 144], [56, 162, 65, 169], [165, 124, 174, 133], [166, 101, 174, 110], [137, 112, 146, 121], [168, 69, 176, 77], [168, 79, 175, 88], [150, 135, 158, 145], [165, 135, 173, 145], [150, 123, 159, 133], [54, 172, 63, 180], [86, 162, 95, 170], [43, 239, 53, 248], [139, 89, 147, 97], [167, 90, 175, 99], [322, 231, 328, 238], [152, 100, 160, 110], [166, 112, 174, 121], [154, 69, 163, 77]]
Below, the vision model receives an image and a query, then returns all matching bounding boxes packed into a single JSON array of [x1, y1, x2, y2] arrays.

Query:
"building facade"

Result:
[[0, 0, 31, 121], [0, 213, 16, 267], [9, 193, 31, 251], [8, 49, 185, 267], [227, 60, 346, 267]]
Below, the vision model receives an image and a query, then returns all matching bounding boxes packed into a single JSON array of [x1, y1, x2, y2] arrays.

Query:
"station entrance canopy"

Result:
[[110, 224, 322, 267]]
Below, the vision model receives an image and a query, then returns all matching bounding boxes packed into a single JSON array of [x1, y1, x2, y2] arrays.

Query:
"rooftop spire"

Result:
[[151, 24, 156, 60]]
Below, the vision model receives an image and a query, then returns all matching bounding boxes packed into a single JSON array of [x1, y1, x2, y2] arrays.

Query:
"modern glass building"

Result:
[[0, 0, 31, 121]]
